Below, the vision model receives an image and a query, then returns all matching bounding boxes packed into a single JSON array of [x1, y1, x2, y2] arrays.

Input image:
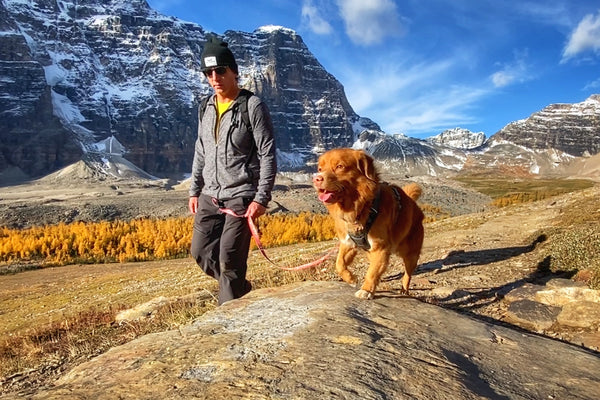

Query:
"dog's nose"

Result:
[[313, 173, 323, 184]]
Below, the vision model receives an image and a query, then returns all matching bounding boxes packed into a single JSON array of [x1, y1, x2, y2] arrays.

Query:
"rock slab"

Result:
[[16, 282, 600, 400], [504, 279, 600, 341]]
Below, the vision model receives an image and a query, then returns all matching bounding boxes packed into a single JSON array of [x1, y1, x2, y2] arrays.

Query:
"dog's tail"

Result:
[[402, 183, 422, 201]]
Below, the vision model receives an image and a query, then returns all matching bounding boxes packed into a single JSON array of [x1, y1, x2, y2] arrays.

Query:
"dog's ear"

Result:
[[356, 151, 377, 181]]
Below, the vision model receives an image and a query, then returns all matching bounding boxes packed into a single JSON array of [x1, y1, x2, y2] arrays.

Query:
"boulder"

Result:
[[535, 286, 600, 306], [502, 284, 545, 303], [504, 280, 600, 342], [557, 301, 600, 329], [15, 282, 600, 400], [504, 299, 561, 331]]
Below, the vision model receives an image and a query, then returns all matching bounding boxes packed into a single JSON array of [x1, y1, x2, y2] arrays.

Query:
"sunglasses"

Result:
[[203, 66, 228, 77]]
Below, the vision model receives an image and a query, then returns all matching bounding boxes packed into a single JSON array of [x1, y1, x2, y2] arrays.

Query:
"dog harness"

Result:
[[348, 183, 403, 250]]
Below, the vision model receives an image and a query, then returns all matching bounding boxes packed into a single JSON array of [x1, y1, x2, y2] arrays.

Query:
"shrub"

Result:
[[0, 213, 337, 268]]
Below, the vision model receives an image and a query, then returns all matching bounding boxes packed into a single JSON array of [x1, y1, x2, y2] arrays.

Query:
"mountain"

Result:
[[0, 0, 375, 183], [362, 95, 600, 178], [463, 95, 600, 177], [0, 0, 208, 181], [490, 95, 600, 157], [428, 128, 485, 150], [352, 130, 467, 176], [1, 0, 599, 184], [225, 26, 380, 166]]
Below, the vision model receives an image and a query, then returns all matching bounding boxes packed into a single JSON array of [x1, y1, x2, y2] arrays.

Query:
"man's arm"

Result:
[[250, 100, 277, 207]]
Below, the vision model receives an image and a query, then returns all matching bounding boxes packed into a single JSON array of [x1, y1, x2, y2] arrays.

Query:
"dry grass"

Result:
[[455, 176, 594, 203], [1, 178, 598, 395], [0, 259, 208, 386], [533, 188, 600, 287], [0, 241, 342, 394]]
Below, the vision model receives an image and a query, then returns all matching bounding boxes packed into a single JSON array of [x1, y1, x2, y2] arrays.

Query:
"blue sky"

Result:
[[147, 0, 600, 139]]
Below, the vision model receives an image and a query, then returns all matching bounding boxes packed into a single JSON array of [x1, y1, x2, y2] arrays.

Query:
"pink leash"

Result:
[[212, 198, 337, 271]]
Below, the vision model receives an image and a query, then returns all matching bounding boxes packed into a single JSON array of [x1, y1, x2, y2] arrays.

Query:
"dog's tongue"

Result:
[[318, 191, 335, 203]]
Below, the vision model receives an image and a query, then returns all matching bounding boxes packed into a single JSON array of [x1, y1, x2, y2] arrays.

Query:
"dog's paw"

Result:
[[354, 289, 374, 300], [339, 270, 356, 285]]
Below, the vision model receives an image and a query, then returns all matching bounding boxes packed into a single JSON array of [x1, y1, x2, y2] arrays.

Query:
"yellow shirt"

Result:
[[217, 100, 233, 118], [215, 100, 233, 140]]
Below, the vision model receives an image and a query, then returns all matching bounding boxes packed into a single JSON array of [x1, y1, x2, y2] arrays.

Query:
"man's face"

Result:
[[203, 66, 238, 98]]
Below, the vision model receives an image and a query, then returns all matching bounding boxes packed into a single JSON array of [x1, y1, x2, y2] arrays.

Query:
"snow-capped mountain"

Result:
[[428, 128, 486, 150], [351, 95, 600, 178], [489, 95, 600, 157], [0, 0, 374, 181], [460, 95, 600, 177], [352, 129, 468, 177], [0, 0, 599, 183]]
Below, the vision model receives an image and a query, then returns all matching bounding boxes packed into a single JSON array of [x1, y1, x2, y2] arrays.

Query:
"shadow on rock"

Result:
[[413, 234, 548, 275]]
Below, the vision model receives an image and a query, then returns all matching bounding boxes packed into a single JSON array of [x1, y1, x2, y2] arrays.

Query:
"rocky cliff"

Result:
[[492, 94, 600, 157], [1, 0, 599, 183], [0, 0, 374, 181], [428, 127, 486, 150], [228, 26, 375, 162]]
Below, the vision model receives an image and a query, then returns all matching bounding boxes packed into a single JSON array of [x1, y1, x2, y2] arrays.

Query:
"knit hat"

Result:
[[201, 37, 238, 73]]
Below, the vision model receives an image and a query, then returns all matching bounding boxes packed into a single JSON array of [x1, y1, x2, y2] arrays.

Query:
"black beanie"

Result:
[[201, 37, 238, 73]]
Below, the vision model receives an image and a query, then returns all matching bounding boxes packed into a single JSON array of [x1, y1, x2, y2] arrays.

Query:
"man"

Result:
[[189, 37, 277, 305]]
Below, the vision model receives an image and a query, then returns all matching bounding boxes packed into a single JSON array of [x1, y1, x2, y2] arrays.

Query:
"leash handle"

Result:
[[211, 198, 336, 271]]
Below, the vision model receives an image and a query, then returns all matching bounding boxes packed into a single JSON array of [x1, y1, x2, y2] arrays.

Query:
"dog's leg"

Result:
[[336, 243, 357, 285], [356, 249, 390, 300], [400, 254, 420, 295], [399, 224, 424, 295]]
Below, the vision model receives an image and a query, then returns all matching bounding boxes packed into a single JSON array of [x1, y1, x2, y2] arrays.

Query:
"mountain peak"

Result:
[[427, 128, 486, 150], [255, 25, 296, 35], [492, 94, 600, 157]]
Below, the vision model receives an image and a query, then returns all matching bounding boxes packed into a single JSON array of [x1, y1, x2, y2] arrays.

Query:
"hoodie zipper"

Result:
[[213, 100, 238, 200], [209, 101, 222, 199]]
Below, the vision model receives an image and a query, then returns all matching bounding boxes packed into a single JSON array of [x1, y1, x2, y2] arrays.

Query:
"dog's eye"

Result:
[[317, 166, 322, 172], [335, 164, 344, 171]]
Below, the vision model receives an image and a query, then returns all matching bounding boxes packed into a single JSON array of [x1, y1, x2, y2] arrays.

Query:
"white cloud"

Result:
[[335, 0, 405, 45], [490, 50, 532, 88], [379, 86, 488, 135], [583, 77, 600, 90], [562, 11, 600, 62], [342, 58, 453, 109], [339, 56, 489, 136], [515, 2, 572, 29], [301, 0, 333, 35]]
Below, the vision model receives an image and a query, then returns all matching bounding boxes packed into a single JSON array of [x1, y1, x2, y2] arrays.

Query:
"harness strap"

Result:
[[348, 183, 402, 250], [390, 184, 403, 206], [348, 187, 381, 250], [211, 198, 337, 271]]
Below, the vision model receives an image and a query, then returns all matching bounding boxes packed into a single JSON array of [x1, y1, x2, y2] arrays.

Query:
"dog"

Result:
[[313, 148, 424, 299]]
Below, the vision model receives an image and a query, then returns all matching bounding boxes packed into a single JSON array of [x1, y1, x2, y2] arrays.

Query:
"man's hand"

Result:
[[188, 196, 199, 214], [245, 201, 266, 220]]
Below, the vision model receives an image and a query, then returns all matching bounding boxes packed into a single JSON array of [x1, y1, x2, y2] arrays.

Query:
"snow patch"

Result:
[[90, 136, 126, 155], [256, 25, 296, 35], [43, 64, 67, 86], [51, 89, 86, 125]]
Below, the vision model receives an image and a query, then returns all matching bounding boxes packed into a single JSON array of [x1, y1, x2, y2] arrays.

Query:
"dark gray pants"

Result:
[[190, 194, 252, 305]]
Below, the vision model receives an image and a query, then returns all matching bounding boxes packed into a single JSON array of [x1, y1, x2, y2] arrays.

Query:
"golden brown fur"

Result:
[[313, 148, 424, 299]]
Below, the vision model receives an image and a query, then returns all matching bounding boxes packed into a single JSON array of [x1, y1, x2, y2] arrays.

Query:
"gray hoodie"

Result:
[[189, 91, 277, 206]]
